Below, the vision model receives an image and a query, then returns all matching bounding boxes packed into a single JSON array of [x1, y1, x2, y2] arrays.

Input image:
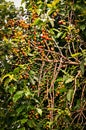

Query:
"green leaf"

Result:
[[13, 91, 24, 102], [8, 85, 17, 94], [48, 17, 54, 27], [30, 70, 35, 75], [52, 0, 60, 6], [16, 106, 25, 115], [61, 32, 67, 39], [65, 77, 74, 84], [33, 18, 43, 25], [59, 87, 67, 93], [80, 25, 85, 31], [29, 76, 35, 85], [28, 53, 34, 56], [27, 120, 36, 128], [80, 59, 85, 75], [33, 76, 38, 81], [20, 119, 28, 124], [2, 74, 17, 82], [47, 0, 60, 7], [67, 89, 74, 102], [21, 0, 25, 4], [71, 53, 81, 57], [36, 108, 42, 116], [24, 87, 32, 97], [4, 78, 11, 87], [0, 4, 6, 9], [57, 32, 63, 38], [84, 58, 86, 65], [13, 67, 20, 74], [17, 127, 25, 130], [56, 77, 63, 82]]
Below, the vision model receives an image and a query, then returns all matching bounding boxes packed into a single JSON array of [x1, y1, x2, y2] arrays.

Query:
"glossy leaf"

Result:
[[13, 91, 24, 102]]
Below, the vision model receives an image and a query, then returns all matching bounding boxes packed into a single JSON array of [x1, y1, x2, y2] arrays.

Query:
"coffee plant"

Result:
[[0, 0, 86, 130]]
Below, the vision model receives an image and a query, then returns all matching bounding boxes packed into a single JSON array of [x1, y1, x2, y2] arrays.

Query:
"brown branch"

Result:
[[81, 85, 85, 104], [49, 63, 57, 129], [35, 58, 80, 65], [68, 42, 72, 55], [69, 70, 81, 109], [49, 58, 63, 129], [71, 113, 80, 125], [38, 61, 45, 97]]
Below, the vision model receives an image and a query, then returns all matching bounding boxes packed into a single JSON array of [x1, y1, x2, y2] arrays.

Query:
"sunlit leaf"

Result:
[[57, 32, 63, 38], [2, 74, 17, 82], [33, 76, 38, 81], [47, 0, 60, 7], [67, 89, 74, 102], [52, 0, 60, 6], [36, 108, 42, 116], [56, 77, 63, 82], [21, 0, 25, 4], [29, 76, 35, 85], [48, 17, 54, 27], [61, 32, 67, 39], [33, 18, 43, 25], [13, 91, 24, 102], [13, 67, 20, 74], [71, 53, 81, 57], [8, 85, 17, 95], [65, 77, 74, 84], [24, 87, 32, 97]]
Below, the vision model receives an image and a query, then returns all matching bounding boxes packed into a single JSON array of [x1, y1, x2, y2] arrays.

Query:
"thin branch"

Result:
[[71, 113, 80, 124], [82, 112, 86, 120], [49, 63, 58, 123], [49, 58, 62, 129], [69, 70, 81, 109], [35, 58, 80, 65], [38, 61, 45, 97], [81, 85, 85, 104], [68, 42, 72, 55]]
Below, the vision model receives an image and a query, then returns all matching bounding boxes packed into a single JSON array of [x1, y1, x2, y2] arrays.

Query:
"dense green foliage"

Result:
[[0, 0, 86, 130]]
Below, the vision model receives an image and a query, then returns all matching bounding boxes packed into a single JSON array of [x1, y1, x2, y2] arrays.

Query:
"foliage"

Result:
[[0, 0, 86, 130]]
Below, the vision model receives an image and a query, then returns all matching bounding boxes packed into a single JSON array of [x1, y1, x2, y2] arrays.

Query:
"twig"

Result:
[[49, 58, 63, 129], [49, 63, 58, 123], [38, 61, 45, 97], [46, 78, 49, 99], [71, 113, 80, 124], [81, 85, 85, 105], [35, 58, 80, 65], [69, 70, 81, 109], [68, 42, 72, 55]]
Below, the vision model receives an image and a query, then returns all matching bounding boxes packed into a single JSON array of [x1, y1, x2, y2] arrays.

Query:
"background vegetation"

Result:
[[0, 0, 86, 130]]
